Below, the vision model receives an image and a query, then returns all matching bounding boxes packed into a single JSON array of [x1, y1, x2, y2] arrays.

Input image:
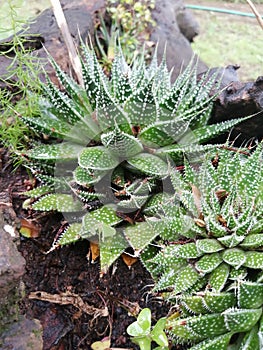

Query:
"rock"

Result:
[[0, 206, 25, 330], [151, 0, 207, 81], [0, 149, 43, 349], [0, 316, 43, 350], [176, 4, 199, 42]]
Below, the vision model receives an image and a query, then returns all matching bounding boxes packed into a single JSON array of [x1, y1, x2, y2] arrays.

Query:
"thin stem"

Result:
[[49, 0, 84, 87], [246, 0, 263, 31]]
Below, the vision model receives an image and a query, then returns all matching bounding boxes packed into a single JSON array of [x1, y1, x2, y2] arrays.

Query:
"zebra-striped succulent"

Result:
[[143, 143, 263, 349], [22, 44, 248, 273]]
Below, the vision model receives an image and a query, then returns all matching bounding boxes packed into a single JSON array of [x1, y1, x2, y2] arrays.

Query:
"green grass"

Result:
[[0, 1, 44, 159], [0, 0, 50, 40], [191, 6, 263, 81]]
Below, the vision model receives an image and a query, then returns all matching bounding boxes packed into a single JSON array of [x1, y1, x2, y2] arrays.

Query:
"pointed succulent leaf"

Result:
[[32, 194, 83, 212], [143, 192, 172, 216], [138, 122, 174, 147], [79, 146, 119, 171], [156, 143, 219, 159], [167, 313, 228, 339], [195, 253, 223, 274], [258, 315, 263, 347], [205, 215, 228, 238], [240, 234, 263, 249], [209, 263, 229, 292], [41, 77, 83, 124], [127, 153, 169, 177], [139, 119, 188, 148], [124, 79, 157, 125], [192, 116, 252, 144], [223, 308, 262, 333], [189, 332, 233, 350], [76, 190, 104, 202], [73, 166, 107, 185], [48, 52, 85, 104], [26, 143, 82, 160], [153, 265, 186, 291], [244, 252, 263, 269], [124, 222, 159, 256], [203, 292, 236, 313], [99, 232, 128, 274], [175, 242, 202, 259], [238, 142, 262, 198], [54, 223, 82, 246], [229, 266, 247, 280], [173, 266, 200, 294], [111, 51, 132, 103], [23, 185, 52, 198], [82, 205, 122, 234], [218, 234, 245, 248], [117, 195, 149, 209], [197, 239, 224, 254], [166, 318, 204, 342], [21, 116, 72, 139], [238, 281, 263, 309], [180, 295, 208, 315], [239, 325, 259, 350], [222, 248, 246, 268], [101, 127, 143, 157]]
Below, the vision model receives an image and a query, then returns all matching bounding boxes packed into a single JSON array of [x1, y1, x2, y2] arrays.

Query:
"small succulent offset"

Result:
[[21, 43, 247, 273], [144, 143, 263, 349], [127, 308, 169, 350]]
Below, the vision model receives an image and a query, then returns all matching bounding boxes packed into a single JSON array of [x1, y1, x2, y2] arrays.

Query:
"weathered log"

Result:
[[211, 76, 263, 144]]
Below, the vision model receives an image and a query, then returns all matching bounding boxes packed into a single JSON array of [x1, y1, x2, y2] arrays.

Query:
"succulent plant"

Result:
[[143, 143, 263, 349], [21, 43, 248, 273]]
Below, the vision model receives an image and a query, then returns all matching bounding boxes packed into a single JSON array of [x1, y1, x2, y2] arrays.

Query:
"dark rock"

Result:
[[0, 149, 43, 349], [0, 316, 43, 350], [0, 209, 25, 330], [151, 0, 207, 81], [0, 218, 25, 294], [176, 4, 199, 42]]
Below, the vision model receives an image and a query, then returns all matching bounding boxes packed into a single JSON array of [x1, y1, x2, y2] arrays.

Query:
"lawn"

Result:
[[189, 1, 263, 81]]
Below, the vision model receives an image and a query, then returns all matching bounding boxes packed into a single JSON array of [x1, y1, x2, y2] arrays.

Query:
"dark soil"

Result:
[[0, 148, 184, 350]]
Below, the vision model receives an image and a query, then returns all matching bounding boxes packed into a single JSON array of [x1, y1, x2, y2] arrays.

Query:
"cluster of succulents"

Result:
[[144, 144, 263, 349], [21, 44, 246, 273], [19, 43, 263, 349]]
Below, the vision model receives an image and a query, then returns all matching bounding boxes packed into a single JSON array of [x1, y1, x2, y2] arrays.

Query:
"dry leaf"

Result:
[[121, 253, 138, 269], [20, 218, 40, 238]]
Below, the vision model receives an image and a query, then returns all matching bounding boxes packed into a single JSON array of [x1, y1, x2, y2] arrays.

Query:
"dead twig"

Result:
[[29, 291, 108, 318], [246, 0, 263, 30], [49, 0, 84, 86]]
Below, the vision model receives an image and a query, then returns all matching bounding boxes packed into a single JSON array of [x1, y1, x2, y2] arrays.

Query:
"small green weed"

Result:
[[192, 4, 263, 81], [0, 1, 43, 161]]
